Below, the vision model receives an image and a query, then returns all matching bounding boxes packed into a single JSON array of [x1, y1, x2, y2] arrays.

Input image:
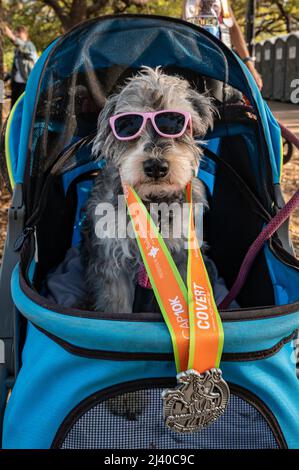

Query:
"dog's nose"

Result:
[[143, 159, 169, 179]]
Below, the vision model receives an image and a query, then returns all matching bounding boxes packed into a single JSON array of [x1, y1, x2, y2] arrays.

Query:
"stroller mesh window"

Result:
[[59, 389, 279, 449], [26, 16, 247, 213]]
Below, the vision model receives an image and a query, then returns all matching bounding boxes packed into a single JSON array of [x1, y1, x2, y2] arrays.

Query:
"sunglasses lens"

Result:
[[114, 114, 143, 138], [154, 112, 186, 136]]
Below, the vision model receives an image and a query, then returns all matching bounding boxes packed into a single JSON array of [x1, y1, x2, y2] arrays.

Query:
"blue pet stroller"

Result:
[[0, 14, 299, 449]]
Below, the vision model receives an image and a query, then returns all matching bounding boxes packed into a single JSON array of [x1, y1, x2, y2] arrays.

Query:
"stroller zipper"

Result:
[[14, 227, 35, 252]]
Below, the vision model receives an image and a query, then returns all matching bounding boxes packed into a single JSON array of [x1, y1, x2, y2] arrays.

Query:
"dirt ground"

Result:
[[0, 101, 298, 261]]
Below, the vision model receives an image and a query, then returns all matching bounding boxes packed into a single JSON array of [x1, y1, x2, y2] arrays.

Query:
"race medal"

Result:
[[162, 369, 230, 433], [123, 180, 229, 434]]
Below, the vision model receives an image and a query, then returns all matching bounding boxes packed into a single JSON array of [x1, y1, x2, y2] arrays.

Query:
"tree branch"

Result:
[[274, 0, 291, 32], [42, 0, 71, 30]]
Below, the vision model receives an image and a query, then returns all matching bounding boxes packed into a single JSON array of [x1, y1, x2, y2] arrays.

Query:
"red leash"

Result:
[[279, 122, 299, 149]]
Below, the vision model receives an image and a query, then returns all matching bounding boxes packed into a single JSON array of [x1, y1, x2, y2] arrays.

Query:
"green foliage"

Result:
[[128, 0, 183, 17], [3, 2, 58, 46], [3, 0, 61, 70], [3, 48, 13, 72], [255, 0, 299, 39], [2, 0, 183, 68], [2, 0, 298, 70]]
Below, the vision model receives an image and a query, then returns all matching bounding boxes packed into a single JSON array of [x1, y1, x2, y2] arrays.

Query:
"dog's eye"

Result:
[[114, 114, 143, 138], [154, 112, 186, 135]]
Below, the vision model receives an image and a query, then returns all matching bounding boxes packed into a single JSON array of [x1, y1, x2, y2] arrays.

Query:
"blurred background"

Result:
[[0, 0, 298, 258]]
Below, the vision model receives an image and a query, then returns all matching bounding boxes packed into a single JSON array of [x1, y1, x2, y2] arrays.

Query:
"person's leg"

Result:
[[11, 82, 26, 108]]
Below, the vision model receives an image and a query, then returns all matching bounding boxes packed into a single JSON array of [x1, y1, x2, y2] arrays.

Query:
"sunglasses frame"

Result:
[[109, 110, 192, 141]]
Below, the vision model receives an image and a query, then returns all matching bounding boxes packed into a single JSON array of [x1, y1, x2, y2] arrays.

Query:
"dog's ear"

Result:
[[92, 94, 118, 160], [187, 89, 216, 138]]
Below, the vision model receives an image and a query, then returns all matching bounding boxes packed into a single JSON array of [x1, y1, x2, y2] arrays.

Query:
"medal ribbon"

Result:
[[123, 181, 224, 374]]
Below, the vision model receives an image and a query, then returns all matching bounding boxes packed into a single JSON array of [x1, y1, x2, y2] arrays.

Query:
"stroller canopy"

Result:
[[5, 14, 282, 211]]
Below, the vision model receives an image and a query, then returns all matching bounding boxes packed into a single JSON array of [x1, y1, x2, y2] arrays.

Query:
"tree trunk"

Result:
[[42, 0, 151, 31], [69, 0, 87, 30], [246, 0, 256, 56]]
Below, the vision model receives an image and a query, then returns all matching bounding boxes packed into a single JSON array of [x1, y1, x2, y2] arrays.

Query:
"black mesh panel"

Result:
[[59, 389, 279, 449]]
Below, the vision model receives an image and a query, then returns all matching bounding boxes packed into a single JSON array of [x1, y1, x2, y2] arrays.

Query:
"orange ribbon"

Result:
[[123, 181, 224, 374]]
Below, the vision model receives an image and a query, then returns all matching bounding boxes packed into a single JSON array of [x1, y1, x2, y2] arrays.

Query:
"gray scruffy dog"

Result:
[[82, 66, 217, 313]]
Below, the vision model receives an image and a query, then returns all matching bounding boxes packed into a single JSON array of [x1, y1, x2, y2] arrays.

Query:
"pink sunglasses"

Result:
[[109, 110, 192, 141]]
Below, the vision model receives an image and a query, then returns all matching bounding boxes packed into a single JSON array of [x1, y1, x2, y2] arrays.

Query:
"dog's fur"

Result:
[[82, 67, 216, 313]]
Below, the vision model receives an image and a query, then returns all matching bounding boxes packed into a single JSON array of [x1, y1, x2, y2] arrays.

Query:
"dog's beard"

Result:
[[118, 140, 200, 200]]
